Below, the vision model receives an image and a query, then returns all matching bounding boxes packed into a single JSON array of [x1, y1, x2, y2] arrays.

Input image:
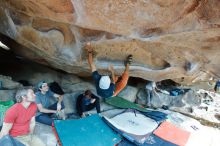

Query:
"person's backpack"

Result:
[[49, 82, 64, 95], [214, 80, 220, 92]]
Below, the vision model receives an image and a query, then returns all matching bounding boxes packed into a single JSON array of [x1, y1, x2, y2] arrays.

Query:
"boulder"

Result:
[[0, 75, 22, 89], [0, 0, 220, 84], [0, 89, 16, 101], [118, 85, 138, 102], [136, 88, 147, 106]]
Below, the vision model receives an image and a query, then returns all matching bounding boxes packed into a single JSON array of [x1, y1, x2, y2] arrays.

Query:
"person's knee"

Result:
[[36, 115, 53, 126], [117, 74, 128, 87]]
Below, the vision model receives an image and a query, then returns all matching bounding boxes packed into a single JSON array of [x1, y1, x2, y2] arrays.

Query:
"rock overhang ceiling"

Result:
[[0, 0, 220, 85]]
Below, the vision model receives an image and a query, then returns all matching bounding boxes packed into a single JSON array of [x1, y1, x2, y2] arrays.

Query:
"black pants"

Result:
[[76, 96, 100, 116]]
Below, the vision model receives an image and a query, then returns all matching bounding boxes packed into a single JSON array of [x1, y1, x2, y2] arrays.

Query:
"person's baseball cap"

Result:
[[37, 81, 46, 89]]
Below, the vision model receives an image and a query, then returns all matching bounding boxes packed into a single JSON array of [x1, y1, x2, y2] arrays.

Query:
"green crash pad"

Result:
[[105, 96, 148, 112], [53, 114, 121, 146], [0, 100, 14, 126]]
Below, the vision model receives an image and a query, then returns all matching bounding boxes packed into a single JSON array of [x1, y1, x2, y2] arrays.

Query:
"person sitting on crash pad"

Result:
[[0, 89, 46, 146], [76, 90, 101, 118], [35, 81, 66, 126], [86, 42, 133, 98]]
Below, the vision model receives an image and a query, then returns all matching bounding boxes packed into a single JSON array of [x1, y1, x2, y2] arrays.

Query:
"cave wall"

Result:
[[0, 0, 220, 84]]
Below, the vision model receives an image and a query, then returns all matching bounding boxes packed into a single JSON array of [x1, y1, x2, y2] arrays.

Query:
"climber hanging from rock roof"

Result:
[[85, 42, 133, 98]]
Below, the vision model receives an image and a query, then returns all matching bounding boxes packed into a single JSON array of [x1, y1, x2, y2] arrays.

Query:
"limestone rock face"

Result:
[[0, 0, 220, 84]]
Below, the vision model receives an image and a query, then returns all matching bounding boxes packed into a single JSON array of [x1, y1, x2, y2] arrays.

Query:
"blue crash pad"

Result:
[[53, 114, 121, 146]]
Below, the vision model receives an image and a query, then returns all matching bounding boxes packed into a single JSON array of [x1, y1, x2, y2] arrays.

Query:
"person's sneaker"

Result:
[[84, 114, 90, 117], [124, 54, 133, 66], [98, 113, 103, 117], [162, 105, 169, 110], [84, 112, 91, 117], [56, 110, 66, 120]]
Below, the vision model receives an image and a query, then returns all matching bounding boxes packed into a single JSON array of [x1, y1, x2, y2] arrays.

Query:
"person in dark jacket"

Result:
[[76, 90, 101, 117]]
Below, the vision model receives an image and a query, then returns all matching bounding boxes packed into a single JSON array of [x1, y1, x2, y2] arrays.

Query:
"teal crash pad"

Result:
[[105, 96, 148, 112], [53, 114, 121, 146]]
